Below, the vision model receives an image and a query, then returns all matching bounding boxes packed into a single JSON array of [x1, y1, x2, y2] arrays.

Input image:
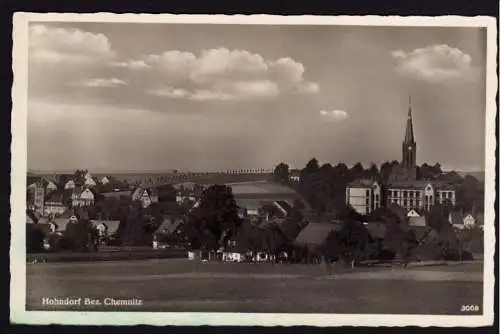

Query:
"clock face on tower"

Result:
[[408, 146, 412, 151]]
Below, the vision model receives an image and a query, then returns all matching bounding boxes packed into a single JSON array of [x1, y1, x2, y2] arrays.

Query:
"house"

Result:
[[71, 188, 95, 207], [43, 191, 67, 216], [236, 199, 269, 217], [176, 195, 197, 205], [45, 180, 58, 193], [463, 214, 476, 228], [293, 222, 342, 253], [64, 180, 76, 190], [408, 216, 427, 227], [90, 220, 121, 237], [152, 218, 184, 249], [32, 181, 46, 215], [132, 187, 159, 208], [100, 176, 110, 185], [84, 177, 97, 187], [289, 170, 301, 183], [407, 209, 420, 217], [50, 214, 79, 234], [345, 179, 381, 215], [273, 200, 293, 217]]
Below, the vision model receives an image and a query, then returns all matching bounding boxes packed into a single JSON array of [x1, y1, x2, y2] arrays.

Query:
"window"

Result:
[[366, 198, 370, 205], [375, 194, 380, 202], [366, 189, 370, 197], [416, 199, 421, 207], [403, 191, 407, 198]]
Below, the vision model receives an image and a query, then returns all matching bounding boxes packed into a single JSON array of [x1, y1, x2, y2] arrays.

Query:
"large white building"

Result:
[[345, 179, 381, 215]]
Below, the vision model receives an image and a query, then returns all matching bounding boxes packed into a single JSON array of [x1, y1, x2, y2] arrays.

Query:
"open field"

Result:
[[26, 259, 483, 314]]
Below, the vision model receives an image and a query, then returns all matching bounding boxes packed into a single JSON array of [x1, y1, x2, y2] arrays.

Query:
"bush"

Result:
[[26, 225, 45, 253]]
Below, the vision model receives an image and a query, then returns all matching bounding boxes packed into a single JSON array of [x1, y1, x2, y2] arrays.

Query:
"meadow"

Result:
[[26, 259, 483, 314]]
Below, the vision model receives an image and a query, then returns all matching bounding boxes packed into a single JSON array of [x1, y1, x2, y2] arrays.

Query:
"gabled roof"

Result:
[[274, 200, 293, 215], [154, 218, 183, 235], [277, 219, 304, 242], [348, 179, 379, 188], [102, 190, 132, 199], [294, 222, 342, 249], [90, 220, 121, 235], [386, 180, 432, 189]]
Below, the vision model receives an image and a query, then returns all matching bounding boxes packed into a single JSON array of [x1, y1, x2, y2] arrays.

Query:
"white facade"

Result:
[[44, 202, 67, 216], [346, 181, 381, 215], [463, 214, 476, 228], [407, 209, 420, 217], [71, 188, 95, 207], [385, 182, 435, 212], [101, 176, 110, 185], [46, 181, 58, 192], [64, 180, 76, 190], [436, 189, 456, 206], [85, 177, 97, 187]]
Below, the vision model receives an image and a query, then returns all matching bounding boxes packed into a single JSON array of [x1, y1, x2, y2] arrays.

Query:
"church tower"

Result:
[[402, 95, 416, 169]]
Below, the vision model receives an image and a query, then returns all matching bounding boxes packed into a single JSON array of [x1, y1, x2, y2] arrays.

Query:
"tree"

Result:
[[273, 163, 290, 183], [349, 162, 364, 180], [304, 158, 320, 175], [337, 220, 371, 267], [427, 202, 453, 231], [380, 161, 394, 184], [26, 224, 45, 253], [185, 185, 242, 252], [365, 163, 379, 180], [156, 184, 177, 203], [63, 219, 98, 252]]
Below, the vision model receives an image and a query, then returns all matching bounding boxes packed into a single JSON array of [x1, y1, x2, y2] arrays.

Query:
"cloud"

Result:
[[319, 110, 349, 122], [112, 60, 149, 70], [121, 47, 318, 101], [29, 24, 115, 64], [149, 86, 191, 99], [73, 78, 128, 88], [392, 44, 472, 82], [149, 80, 279, 102]]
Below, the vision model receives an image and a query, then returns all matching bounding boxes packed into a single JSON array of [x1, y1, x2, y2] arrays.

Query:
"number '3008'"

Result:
[[461, 305, 480, 312]]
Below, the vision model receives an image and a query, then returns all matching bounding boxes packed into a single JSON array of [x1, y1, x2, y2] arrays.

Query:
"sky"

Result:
[[26, 22, 487, 173]]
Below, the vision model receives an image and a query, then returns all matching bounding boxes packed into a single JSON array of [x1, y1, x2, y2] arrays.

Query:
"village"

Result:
[[26, 99, 485, 266]]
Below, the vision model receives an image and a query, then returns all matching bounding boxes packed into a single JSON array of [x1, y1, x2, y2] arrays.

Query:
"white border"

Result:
[[10, 13, 497, 327]]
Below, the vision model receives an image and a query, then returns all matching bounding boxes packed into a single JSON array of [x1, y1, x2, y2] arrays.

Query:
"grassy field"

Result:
[[26, 259, 483, 314]]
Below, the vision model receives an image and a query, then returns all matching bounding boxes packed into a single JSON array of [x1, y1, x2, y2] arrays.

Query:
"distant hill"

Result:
[[456, 171, 485, 182]]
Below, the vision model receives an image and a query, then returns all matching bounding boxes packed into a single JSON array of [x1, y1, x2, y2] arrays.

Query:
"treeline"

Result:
[[274, 159, 484, 215]]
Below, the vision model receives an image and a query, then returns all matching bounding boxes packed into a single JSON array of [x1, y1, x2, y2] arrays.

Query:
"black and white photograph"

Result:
[[10, 13, 496, 327]]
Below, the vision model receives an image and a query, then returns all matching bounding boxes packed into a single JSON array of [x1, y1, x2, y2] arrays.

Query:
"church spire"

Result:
[[404, 94, 415, 144]]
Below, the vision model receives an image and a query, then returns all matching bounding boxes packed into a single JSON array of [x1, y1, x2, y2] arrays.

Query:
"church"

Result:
[[346, 97, 456, 216]]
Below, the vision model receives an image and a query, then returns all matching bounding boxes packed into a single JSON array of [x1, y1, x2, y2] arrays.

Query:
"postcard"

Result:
[[10, 12, 496, 327]]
